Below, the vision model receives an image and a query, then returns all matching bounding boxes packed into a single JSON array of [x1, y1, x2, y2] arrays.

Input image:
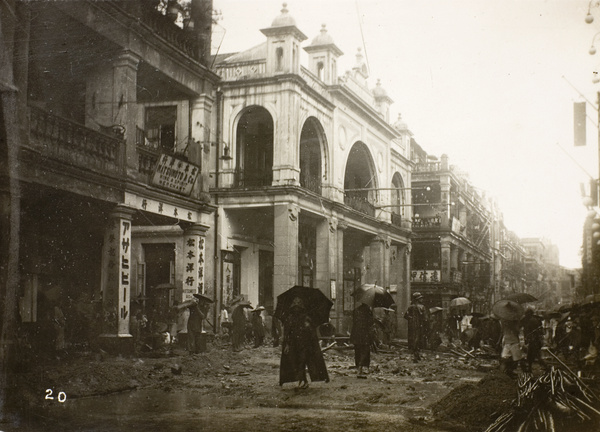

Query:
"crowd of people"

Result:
[[26, 283, 600, 389]]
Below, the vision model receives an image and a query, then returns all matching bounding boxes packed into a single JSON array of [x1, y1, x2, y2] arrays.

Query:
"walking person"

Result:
[[251, 306, 266, 348], [187, 294, 212, 354], [521, 308, 546, 372], [351, 302, 374, 377], [272, 314, 282, 347], [231, 300, 248, 352], [279, 297, 329, 388], [499, 318, 524, 377], [404, 292, 428, 362]]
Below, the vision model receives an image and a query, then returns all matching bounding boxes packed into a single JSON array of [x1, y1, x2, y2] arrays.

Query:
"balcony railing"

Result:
[[234, 168, 272, 188], [344, 191, 376, 217], [300, 175, 321, 195], [141, 7, 200, 60], [29, 106, 122, 174], [136, 126, 161, 176], [413, 161, 441, 172]]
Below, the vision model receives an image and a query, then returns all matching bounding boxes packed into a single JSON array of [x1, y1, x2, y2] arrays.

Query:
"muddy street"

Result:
[[10, 342, 494, 432]]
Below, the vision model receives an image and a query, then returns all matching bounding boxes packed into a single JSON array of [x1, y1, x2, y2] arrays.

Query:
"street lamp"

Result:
[[588, 32, 600, 55], [586, 1, 600, 24]]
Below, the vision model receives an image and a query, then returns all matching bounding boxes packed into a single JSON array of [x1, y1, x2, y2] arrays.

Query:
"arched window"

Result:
[[391, 173, 405, 226], [343, 142, 377, 216], [235, 106, 274, 187], [317, 62, 324, 81], [276, 47, 283, 71], [299, 117, 325, 195]]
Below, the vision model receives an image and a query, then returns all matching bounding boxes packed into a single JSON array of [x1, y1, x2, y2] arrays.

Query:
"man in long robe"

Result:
[[404, 292, 429, 362], [350, 302, 374, 376], [279, 297, 329, 388]]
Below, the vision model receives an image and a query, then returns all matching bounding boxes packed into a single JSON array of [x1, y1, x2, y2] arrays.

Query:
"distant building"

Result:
[[521, 237, 571, 310], [409, 145, 497, 314]]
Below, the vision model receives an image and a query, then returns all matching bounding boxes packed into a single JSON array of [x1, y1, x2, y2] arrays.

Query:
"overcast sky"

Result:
[[212, 0, 600, 268]]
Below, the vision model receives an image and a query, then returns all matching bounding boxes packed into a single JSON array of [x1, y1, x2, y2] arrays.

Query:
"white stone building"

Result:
[[209, 4, 413, 334]]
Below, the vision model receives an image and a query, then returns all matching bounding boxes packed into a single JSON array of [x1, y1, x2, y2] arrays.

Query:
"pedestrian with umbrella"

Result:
[[493, 299, 525, 378], [404, 292, 429, 362], [230, 297, 252, 352], [251, 306, 266, 348], [186, 293, 213, 354], [275, 286, 331, 388], [350, 302, 375, 377], [521, 307, 546, 372]]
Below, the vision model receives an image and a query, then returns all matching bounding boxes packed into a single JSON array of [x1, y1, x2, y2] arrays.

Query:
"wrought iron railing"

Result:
[[344, 191, 376, 217], [29, 106, 121, 170], [300, 175, 321, 194], [233, 168, 272, 188]]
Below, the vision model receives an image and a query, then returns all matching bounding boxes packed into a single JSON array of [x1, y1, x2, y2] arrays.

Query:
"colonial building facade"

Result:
[[1, 0, 218, 351], [209, 5, 413, 334]]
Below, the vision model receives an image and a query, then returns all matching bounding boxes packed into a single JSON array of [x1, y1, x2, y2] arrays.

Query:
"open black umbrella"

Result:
[[449, 297, 471, 308], [193, 293, 214, 303], [492, 299, 524, 321], [274, 285, 333, 326], [504, 292, 538, 304], [352, 284, 395, 309]]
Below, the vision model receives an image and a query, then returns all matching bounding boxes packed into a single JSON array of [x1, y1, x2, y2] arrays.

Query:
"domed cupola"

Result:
[[261, 3, 307, 75], [373, 79, 393, 122], [270, 2, 296, 28], [393, 113, 408, 131], [304, 24, 343, 84]]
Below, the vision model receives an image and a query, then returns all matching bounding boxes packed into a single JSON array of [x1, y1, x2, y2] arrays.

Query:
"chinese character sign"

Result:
[[183, 233, 206, 301], [410, 270, 441, 283], [151, 154, 200, 196]]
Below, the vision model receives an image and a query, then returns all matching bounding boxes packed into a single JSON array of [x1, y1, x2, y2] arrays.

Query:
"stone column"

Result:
[[100, 205, 136, 349], [190, 94, 214, 198], [273, 203, 299, 298], [315, 218, 337, 294], [395, 244, 411, 338], [112, 51, 140, 176], [183, 224, 210, 302], [86, 50, 140, 176], [368, 236, 386, 285], [334, 221, 348, 332]]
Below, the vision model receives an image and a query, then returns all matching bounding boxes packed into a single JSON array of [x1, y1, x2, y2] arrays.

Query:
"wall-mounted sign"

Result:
[[410, 270, 440, 283], [152, 154, 199, 195]]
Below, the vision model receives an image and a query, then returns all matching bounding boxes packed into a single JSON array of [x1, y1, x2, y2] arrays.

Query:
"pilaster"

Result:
[[273, 203, 299, 297]]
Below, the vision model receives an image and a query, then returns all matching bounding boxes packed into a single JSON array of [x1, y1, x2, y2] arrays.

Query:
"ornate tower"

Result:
[[260, 3, 307, 75], [304, 24, 343, 85]]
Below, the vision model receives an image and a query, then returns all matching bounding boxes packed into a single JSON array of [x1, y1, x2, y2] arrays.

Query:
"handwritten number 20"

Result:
[[45, 389, 67, 403]]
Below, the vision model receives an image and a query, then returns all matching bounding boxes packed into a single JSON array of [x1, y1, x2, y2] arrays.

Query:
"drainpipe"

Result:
[[213, 88, 223, 330]]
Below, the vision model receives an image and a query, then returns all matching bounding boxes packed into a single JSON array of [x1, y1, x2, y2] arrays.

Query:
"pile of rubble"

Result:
[[484, 366, 600, 432]]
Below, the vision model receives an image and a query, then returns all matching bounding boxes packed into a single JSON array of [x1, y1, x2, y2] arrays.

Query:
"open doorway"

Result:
[[143, 243, 175, 331]]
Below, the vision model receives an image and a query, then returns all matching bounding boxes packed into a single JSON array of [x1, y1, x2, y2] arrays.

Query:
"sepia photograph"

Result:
[[1, 0, 600, 430]]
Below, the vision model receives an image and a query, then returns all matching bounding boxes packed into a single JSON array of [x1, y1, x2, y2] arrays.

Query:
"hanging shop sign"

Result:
[[152, 154, 199, 196]]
